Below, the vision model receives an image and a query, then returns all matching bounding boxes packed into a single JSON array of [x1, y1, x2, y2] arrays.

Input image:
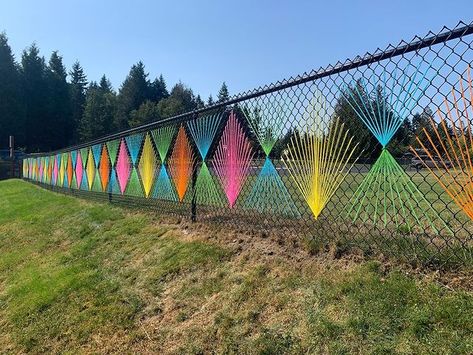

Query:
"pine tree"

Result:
[[334, 81, 379, 159], [157, 82, 197, 118], [195, 94, 204, 109], [115, 61, 153, 130], [99, 74, 113, 93], [207, 94, 214, 106], [21, 43, 49, 151], [0, 32, 25, 148], [411, 107, 437, 150], [150, 74, 169, 102], [47, 51, 72, 149], [129, 101, 160, 128], [80, 79, 116, 141], [69, 61, 88, 144], [217, 82, 229, 103]]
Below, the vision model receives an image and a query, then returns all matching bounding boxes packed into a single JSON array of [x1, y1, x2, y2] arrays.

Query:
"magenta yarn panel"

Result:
[[116, 139, 131, 194], [75, 152, 84, 188], [212, 111, 254, 208], [53, 156, 59, 185]]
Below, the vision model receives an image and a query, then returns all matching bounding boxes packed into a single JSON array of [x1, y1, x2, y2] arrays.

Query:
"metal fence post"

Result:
[[191, 114, 198, 222], [9, 136, 15, 179]]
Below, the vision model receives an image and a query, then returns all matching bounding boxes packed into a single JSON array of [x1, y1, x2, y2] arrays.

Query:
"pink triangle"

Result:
[[116, 139, 131, 194], [213, 111, 254, 207], [76, 152, 83, 188], [39, 161, 43, 182], [53, 157, 59, 185]]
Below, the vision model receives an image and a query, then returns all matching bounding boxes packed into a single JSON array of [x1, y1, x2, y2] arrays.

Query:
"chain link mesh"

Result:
[[23, 21, 473, 267]]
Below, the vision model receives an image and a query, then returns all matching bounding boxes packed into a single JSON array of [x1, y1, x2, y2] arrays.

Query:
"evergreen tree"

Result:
[[195, 94, 205, 109], [99, 74, 113, 93], [47, 51, 72, 149], [0, 32, 25, 148], [411, 106, 446, 151], [272, 128, 295, 159], [157, 82, 197, 118], [21, 43, 49, 151], [69, 61, 88, 144], [412, 107, 435, 138], [149, 74, 169, 102], [129, 101, 160, 128], [80, 79, 116, 141], [207, 94, 214, 106], [334, 81, 380, 160], [389, 117, 413, 157], [115, 61, 153, 130], [217, 82, 229, 103], [1, 36, 233, 151]]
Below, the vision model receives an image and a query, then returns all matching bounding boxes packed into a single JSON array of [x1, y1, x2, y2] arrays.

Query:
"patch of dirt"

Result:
[[140, 211, 473, 292]]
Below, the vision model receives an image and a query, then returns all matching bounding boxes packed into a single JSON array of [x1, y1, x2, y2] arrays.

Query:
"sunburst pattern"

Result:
[[138, 133, 157, 198], [212, 111, 254, 208], [21, 57, 469, 249], [283, 95, 359, 219], [168, 125, 194, 202], [99, 144, 110, 192], [67, 153, 73, 188], [412, 66, 473, 220], [116, 139, 131, 195], [151, 125, 176, 201], [342, 66, 449, 232], [75, 151, 84, 189], [340, 65, 430, 148], [244, 98, 300, 216], [53, 155, 59, 185], [187, 112, 224, 206], [86, 148, 95, 190], [59, 153, 66, 187]]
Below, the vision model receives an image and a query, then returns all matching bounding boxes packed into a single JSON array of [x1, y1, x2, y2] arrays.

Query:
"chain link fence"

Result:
[[0, 159, 21, 180], [23, 21, 473, 267]]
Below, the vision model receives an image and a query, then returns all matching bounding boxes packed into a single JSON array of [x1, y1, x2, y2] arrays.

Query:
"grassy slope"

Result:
[[0, 180, 471, 354]]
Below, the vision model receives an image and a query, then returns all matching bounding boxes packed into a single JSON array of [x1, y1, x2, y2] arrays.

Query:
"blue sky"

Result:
[[0, 0, 470, 100]]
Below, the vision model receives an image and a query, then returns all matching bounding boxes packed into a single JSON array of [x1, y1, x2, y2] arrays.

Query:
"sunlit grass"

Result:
[[0, 179, 471, 353]]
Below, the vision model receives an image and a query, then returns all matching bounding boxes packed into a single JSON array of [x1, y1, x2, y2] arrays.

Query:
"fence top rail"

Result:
[[27, 20, 473, 157]]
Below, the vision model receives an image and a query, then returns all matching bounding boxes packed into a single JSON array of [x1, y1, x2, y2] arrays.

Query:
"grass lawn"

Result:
[[0, 179, 472, 353]]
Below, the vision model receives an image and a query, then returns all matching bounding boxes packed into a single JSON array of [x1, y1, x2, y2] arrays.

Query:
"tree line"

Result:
[[245, 86, 445, 161], [1, 31, 444, 158], [0, 32, 230, 152]]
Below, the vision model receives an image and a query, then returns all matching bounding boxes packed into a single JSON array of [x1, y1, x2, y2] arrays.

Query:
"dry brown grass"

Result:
[[1, 180, 472, 354]]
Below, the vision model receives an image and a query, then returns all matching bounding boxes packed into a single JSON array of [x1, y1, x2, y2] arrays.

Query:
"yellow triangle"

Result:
[[139, 133, 157, 197], [86, 148, 95, 190]]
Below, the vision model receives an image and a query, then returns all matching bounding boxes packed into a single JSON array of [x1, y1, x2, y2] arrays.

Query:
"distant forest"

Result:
[[0, 32, 229, 152], [1, 32, 440, 158]]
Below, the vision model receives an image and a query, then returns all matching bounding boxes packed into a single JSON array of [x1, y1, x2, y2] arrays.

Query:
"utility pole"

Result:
[[9, 136, 14, 158], [9, 136, 15, 178]]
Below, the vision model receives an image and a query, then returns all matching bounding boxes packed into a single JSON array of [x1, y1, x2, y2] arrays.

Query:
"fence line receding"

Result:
[[23, 21, 473, 267]]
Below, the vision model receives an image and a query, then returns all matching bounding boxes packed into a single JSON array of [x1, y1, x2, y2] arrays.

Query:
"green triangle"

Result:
[[243, 101, 288, 156], [80, 148, 88, 166], [107, 139, 120, 166], [125, 167, 144, 197], [151, 126, 176, 162], [71, 173, 77, 189], [194, 162, 225, 206], [347, 149, 450, 234], [91, 170, 103, 192]]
